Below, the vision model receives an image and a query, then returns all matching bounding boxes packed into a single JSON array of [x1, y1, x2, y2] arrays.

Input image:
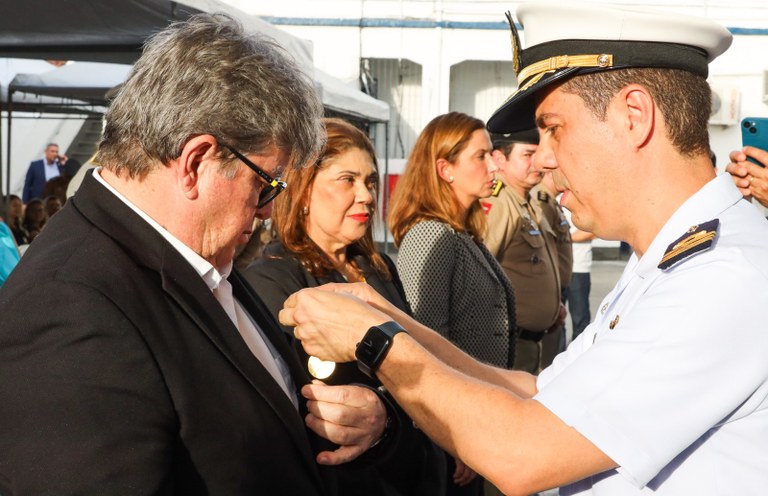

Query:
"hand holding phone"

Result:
[[740, 117, 768, 167]]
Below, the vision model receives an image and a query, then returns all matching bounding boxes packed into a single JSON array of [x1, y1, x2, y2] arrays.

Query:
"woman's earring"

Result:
[[302, 206, 309, 215], [448, 176, 454, 183]]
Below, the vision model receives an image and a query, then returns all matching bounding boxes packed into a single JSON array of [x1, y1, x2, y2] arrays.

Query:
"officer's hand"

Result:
[[281, 287, 388, 363]]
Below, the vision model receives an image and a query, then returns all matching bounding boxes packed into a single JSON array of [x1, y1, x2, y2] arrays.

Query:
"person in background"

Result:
[[245, 117, 445, 496], [726, 145, 768, 208], [0, 14, 390, 494], [44, 195, 63, 218], [3, 195, 28, 245], [0, 216, 20, 286], [388, 111, 513, 496], [562, 208, 596, 342], [531, 171, 572, 365], [482, 129, 562, 375], [21, 198, 47, 242], [22, 143, 65, 203], [42, 174, 71, 208], [282, 4, 768, 495]]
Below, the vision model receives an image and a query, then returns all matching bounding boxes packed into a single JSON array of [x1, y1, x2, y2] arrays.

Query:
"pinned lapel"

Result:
[[74, 174, 326, 490], [159, 260, 325, 488]]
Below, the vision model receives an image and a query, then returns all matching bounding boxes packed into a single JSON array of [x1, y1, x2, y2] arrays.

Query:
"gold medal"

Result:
[[307, 356, 335, 379]]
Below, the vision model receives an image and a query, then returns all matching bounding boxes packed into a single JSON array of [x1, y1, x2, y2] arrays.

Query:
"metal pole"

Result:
[[0, 89, 4, 198], [5, 87, 12, 199], [383, 121, 390, 254]]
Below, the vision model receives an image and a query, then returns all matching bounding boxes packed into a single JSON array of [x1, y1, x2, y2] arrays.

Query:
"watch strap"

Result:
[[355, 321, 406, 378]]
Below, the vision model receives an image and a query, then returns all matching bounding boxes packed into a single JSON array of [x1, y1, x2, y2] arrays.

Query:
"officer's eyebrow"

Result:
[[535, 113, 558, 129]]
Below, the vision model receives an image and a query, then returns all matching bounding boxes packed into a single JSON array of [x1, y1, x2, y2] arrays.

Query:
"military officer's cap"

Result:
[[491, 127, 539, 150], [487, 2, 733, 134]]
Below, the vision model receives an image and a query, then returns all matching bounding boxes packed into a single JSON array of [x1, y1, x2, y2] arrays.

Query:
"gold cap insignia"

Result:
[[505, 11, 523, 75]]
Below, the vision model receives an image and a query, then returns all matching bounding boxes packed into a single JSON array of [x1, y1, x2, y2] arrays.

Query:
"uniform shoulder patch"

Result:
[[658, 218, 719, 271], [480, 201, 493, 215]]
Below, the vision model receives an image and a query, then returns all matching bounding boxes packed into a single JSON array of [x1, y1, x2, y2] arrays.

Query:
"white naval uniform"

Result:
[[535, 173, 768, 494]]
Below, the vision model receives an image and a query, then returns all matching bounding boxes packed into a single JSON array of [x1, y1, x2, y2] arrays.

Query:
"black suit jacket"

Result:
[[0, 174, 335, 495], [244, 241, 446, 496]]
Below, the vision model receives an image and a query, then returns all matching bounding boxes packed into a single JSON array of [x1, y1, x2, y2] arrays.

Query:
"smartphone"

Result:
[[740, 117, 768, 167]]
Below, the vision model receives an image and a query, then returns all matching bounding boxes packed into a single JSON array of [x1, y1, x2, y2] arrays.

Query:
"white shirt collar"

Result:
[[91, 167, 225, 290]]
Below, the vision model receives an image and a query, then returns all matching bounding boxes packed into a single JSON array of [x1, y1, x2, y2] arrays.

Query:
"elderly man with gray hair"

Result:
[[0, 14, 391, 495]]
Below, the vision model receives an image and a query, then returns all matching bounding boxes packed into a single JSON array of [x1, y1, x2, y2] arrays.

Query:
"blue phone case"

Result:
[[740, 117, 768, 167]]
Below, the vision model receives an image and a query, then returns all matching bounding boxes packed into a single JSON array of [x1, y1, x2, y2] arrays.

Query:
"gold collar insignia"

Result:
[[658, 219, 719, 270]]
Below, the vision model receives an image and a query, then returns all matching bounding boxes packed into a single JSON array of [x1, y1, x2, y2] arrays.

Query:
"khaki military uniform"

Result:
[[531, 184, 574, 369], [532, 185, 573, 291], [482, 183, 561, 373]]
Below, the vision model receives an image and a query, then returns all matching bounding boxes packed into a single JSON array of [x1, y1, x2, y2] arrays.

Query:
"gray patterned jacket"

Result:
[[396, 220, 516, 368]]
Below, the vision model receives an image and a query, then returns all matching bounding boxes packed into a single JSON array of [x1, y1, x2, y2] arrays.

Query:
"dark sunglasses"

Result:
[[219, 142, 287, 208]]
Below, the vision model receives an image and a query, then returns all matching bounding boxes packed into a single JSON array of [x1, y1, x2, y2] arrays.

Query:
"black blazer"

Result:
[[244, 241, 446, 496], [0, 174, 336, 495]]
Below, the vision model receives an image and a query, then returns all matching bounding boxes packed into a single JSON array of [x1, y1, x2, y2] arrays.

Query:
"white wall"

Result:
[[230, 1, 768, 134]]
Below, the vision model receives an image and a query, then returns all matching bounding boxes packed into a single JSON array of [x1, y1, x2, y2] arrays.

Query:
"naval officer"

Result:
[[281, 3, 768, 495]]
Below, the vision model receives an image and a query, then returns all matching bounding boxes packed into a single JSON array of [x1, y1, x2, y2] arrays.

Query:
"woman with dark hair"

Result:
[[22, 198, 47, 242], [244, 117, 444, 496], [388, 112, 517, 496], [3, 195, 29, 245]]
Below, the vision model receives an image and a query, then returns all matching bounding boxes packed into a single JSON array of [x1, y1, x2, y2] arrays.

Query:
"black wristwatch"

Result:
[[355, 321, 407, 378]]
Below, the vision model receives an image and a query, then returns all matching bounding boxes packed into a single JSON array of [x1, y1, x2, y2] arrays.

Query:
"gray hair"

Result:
[[98, 13, 325, 177]]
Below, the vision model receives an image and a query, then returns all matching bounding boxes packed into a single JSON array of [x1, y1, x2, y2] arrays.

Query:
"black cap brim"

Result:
[[487, 40, 711, 134], [487, 66, 582, 134]]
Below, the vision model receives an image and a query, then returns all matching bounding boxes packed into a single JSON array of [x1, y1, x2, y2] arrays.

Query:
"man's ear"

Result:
[[620, 84, 655, 150], [436, 158, 453, 183], [174, 135, 218, 199], [491, 149, 507, 168]]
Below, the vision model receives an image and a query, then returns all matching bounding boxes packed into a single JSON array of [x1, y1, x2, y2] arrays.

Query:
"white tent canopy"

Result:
[[7, 62, 132, 106], [0, 0, 389, 122], [314, 70, 390, 123], [6, 60, 389, 123], [0, 0, 389, 194]]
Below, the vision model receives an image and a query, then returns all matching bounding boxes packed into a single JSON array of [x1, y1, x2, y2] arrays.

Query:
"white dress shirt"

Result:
[[43, 157, 61, 182], [92, 168, 297, 409]]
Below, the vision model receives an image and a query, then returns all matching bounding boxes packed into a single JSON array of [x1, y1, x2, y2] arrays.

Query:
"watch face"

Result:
[[356, 322, 406, 377], [357, 328, 392, 366]]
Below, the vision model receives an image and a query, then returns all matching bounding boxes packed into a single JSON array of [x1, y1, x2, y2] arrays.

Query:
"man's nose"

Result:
[[486, 154, 498, 174], [533, 143, 557, 172]]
